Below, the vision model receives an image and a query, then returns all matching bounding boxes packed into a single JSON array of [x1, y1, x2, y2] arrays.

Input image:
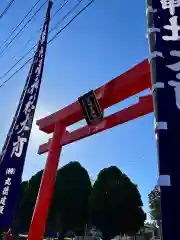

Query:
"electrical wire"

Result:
[[0, 0, 16, 20], [0, 0, 48, 58], [0, 0, 42, 51], [0, 44, 37, 81], [0, 0, 84, 81], [16, 0, 69, 58], [49, 0, 83, 33], [0, 57, 33, 88], [0, 0, 95, 89], [20, 0, 81, 52], [48, 0, 94, 44], [0, 0, 69, 81], [51, 0, 69, 19], [0, 0, 60, 54]]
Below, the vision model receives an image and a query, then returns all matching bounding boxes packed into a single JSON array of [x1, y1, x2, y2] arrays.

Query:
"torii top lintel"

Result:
[[37, 59, 151, 134]]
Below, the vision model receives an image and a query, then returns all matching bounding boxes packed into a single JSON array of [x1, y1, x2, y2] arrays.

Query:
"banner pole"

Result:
[[147, 0, 180, 239]]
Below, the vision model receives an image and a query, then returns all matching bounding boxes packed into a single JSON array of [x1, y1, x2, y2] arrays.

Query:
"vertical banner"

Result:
[[147, 0, 180, 239], [0, 0, 52, 230], [0, 64, 34, 163]]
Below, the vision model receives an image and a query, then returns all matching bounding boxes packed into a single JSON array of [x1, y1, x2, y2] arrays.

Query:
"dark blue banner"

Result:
[[147, 0, 180, 239], [0, 1, 52, 230]]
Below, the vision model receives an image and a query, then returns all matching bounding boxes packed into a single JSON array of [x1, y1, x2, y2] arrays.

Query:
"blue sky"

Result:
[[0, 0, 158, 214]]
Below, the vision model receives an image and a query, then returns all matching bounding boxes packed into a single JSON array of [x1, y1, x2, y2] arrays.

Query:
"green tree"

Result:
[[12, 181, 29, 238], [13, 170, 60, 236], [13, 162, 92, 237], [148, 186, 161, 225], [15, 170, 43, 233], [89, 166, 146, 240], [53, 161, 92, 237]]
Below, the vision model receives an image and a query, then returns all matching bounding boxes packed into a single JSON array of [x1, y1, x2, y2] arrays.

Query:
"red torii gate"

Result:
[[28, 59, 153, 240]]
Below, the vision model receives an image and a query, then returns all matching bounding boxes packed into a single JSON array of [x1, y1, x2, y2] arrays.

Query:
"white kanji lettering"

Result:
[[165, 50, 180, 109], [149, 51, 164, 61], [15, 125, 19, 131], [0, 196, 7, 206], [148, 27, 160, 34], [16, 113, 33, 134], [146, 6, 158, 16], [23, 96, 35, 115], [26, 45, 43, 96], [5, 178, 11, 186], [160, 0, 180, 15], [41, 29, 46, 45], [167, 50, 180, 71], [6, 168, 16, 175], [11, 136, 27, 158], [162, 16, 180, 41], [168, 73, 180, 109], [27, 80, 39, 95], [2, 186, 9, 196], [0, 205, 4, 214]]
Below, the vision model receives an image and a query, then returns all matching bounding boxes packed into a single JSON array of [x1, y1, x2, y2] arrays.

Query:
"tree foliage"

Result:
[[148, 186, 161, 222], [12, 180, 29, 237], [14, 170, 43, 233], [14, 162, 92, 236], [53, 161, 92, 236], [13, 163, 146, 240], [89, 166, 146, 239]]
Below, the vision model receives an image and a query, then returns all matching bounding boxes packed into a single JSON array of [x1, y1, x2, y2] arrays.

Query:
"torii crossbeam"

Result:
[[28, 59, 152, 240]]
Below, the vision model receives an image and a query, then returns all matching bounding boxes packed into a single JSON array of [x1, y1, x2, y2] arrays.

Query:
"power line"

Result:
[[0, 0, 16, 20], [51, 0, 69, 19], [0, 44, 36, 81], [0, 0, 95, 89], [21, 0, 82, 51], [0, 0, 42, 51], [0, 0, 84, 81], [0, 0, 48, 58], [49, 0, 94, 43], [11, 0, 81, 59], [49, 0, 84, 33], [0, 57, 33, 88], [0, 0, 69, 81]]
